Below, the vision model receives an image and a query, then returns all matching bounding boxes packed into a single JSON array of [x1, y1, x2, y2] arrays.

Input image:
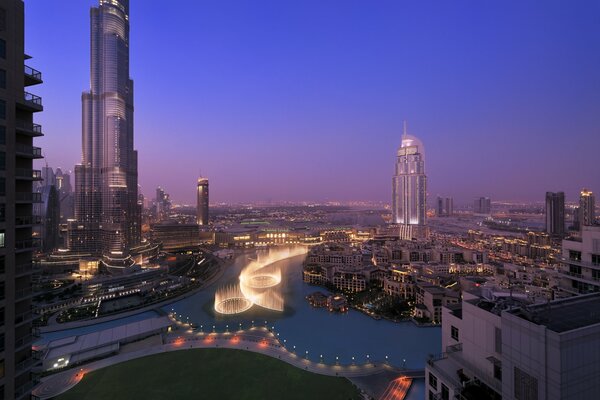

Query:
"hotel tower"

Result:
[[70, 0, 141, 267], [392, 123, 428, 239]]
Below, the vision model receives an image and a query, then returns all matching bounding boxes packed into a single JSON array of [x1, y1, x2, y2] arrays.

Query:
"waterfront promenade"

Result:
[[34, 314, 420, 399]]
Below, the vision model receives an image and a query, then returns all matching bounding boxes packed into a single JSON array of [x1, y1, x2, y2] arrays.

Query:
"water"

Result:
[[168, 253, 441, 369], [39, 252, 441, 371]]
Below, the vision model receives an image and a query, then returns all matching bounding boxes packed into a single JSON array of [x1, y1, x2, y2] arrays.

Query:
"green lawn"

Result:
[[57, 348, 362, 400]]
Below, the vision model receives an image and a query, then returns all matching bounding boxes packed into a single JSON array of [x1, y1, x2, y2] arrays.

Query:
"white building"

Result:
[[426, 291, 600, 400], [559, 225, 600, 295]]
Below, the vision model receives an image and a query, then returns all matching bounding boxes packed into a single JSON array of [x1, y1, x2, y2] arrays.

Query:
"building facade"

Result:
[[196, 177, 209, 226], [71, 0, 141, 263], [0, 1, 43, 397], [579, 188, 595, 228], [474, 197, 491, 215], [545, 191, 565, 237], [392, 124, 427, 239]]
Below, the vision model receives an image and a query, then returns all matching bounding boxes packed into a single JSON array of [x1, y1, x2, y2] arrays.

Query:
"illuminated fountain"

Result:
[[214, 247, 307, 315]]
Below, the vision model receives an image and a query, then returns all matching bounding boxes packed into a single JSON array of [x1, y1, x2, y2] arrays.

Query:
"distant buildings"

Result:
[[559, 225, 600, 295], [579, 188, 595, 228], [426, 291, 600, 400], [436, 196, 453, 217], [392, 123, 428, 239], [154, 187, 171, 222], [545, 191, 565, 237], [152, 223, 200, 251], [2, 0, 44, 396], [70, 0, 141, 262], [196, 177, 209, 225], [35, 166, 73, 250], [473, 196, 491, 215]]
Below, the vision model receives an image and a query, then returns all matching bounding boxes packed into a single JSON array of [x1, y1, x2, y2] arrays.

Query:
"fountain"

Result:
[[214, 246, 307, 315]]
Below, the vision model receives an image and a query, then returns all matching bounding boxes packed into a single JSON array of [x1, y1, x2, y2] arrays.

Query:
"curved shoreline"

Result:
[[39, 256, 230, 333]]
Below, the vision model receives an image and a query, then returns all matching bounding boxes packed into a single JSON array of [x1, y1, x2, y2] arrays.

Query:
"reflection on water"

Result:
[[171, 253, 441, 370]]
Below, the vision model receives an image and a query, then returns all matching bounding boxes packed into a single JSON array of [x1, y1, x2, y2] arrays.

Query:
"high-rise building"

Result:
[[392, 123, 427, 239], [196, 177, 209, 226], [579, 188, 595, 228], [71, 0, 140, 263], [545, 191, 565, 237], [1, 1, 44, 397], [473, 196, 491, 215], [154, 186, 171, 222], [436, 196, 453, 217]]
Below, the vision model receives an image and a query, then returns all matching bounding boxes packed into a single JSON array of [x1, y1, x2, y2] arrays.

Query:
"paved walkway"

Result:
[[33, 316, 420, 399], [379, 376, 412, 400]]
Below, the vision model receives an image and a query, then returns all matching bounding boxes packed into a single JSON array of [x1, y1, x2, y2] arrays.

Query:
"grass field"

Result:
[[57, 348, 362, 400]]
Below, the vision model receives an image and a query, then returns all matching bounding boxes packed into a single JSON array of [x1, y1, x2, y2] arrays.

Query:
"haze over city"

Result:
[[27, 0, 600, 203]]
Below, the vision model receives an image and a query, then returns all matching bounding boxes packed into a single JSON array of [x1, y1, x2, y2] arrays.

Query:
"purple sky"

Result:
[[26, 0, 600, 205]]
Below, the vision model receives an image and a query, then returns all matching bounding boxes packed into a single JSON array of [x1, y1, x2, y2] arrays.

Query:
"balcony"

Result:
[[15, 120, 44, 137], [15, 262, 39, 277], [15, 143, 43, 158], [24, 65, 42, 86], [18, 91, 43, 112], [14, 380, 34, 400], [15, 333, 33, 351], [15, 168, 43, 181], [446, 349, 502, 395], [15, 357, 36, 374], [15, 310, 33, 326], [15, 238, 41, 252], [15, 287, 34, 301], [15, 192, 42, 203], [16, 215, 42, 226]]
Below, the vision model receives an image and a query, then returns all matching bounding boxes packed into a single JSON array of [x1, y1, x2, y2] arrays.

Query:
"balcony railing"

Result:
[[15, 168, 42, 180], [16, 215, 42, 226], [14, 380, 34, 399], [15, 120, 43, 136], [446, 349, 502, 394], [23, 91, 43, 108], [15, 143, 43, 158], [15, 334, 32, 350], [15, 357, 35, 374], [15, 310, 32, 325], [15, 262, 35, 276], [15, 192, 42, 203], [15, 238, 41, 251], [24, 65, 42, 81]]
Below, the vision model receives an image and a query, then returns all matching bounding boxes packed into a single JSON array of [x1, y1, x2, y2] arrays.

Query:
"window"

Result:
[[0, 282, 4, 301], [428, 390, 436, 400], [495, 327, 502, 354], [0, 231, 4, 248], [441, 384, 449, 400], [0, 38, 5, 59], [514, 367, 538, 400], [592, 254, 600, 266], [0, 333, 4, 352], [429, 372, 438, 389], [0, 255, 4, 273], [0, 126, 5, 144], [0, 177, 4, 196], [0, 7, 5, 31], [494, 363, 502, 381], [569, 250, 582, 262], [0, 99, 5, 119], [451, 325, 459, 341], [0, 151, 5, 170], [593, 270, 600, 281], [569, 265, 582, 276], [0, 69, 5, 89]]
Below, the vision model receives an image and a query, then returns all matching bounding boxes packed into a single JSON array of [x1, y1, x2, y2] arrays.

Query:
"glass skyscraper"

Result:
[[71, 0, 140, 266], [392, 125, 428, 239]]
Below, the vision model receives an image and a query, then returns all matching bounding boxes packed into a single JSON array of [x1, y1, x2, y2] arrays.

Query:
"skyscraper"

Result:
[[545, 191, 565, 237], [1, 0, 44, 397], [71, 0, 140, 264], [579, 188, 595, 228], [473, 197, 491, 215], [197, 177, 209, 226], [392, 123, 427, 239], [436, 196, 453, 217]]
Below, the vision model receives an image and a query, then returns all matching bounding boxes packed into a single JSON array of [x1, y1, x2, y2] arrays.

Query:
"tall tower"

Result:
[[72, 0, 140, 265], [579, 188, 595, 228], [1, 0, 44, 397], [545, 191, 565, 237], [392, 123, 427, 239], [197, 177, 209, 225]]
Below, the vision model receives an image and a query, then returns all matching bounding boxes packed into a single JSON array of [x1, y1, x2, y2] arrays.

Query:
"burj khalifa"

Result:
[[70, 0, 141, 267]]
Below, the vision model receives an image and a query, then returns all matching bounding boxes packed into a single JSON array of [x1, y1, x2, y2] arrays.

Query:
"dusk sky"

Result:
[[26, 0, 600, 205]]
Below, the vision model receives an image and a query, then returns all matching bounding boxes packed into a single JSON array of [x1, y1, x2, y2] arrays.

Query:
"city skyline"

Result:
[[26, 0, 600, 204]]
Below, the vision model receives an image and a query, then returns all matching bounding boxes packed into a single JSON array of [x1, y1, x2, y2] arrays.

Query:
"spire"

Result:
[[403, 120, 408, 139]]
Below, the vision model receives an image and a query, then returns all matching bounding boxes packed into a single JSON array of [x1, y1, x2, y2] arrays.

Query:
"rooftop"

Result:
[[509, 293, 600, 333]]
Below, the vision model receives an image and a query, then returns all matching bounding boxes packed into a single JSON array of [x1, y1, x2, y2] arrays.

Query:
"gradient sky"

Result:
[[25, 0, 600, 205]]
